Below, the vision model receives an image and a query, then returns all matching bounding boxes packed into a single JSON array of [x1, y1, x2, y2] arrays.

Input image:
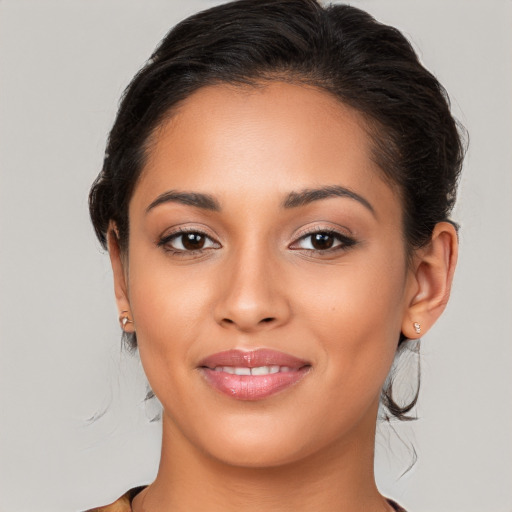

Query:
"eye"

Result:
[[291, 230, 356, 253], [158, 229, 220, 254]]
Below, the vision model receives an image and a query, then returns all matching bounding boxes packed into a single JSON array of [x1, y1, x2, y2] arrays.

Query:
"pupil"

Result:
[[182, 233, 205, 250], [312, 233, 333, 250]]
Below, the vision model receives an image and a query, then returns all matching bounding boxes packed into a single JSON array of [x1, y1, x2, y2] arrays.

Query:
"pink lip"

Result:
[[198, 349, 311, 401]]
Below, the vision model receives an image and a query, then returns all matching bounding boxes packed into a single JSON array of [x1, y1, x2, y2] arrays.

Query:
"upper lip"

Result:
[[198, 349, 310, 369]]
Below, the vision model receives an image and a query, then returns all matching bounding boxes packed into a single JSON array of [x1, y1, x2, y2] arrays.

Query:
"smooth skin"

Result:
[[108, 82, 457, 512]]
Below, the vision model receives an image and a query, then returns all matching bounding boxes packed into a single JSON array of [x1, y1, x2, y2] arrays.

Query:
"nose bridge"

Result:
[[214, 237, 290, 331]]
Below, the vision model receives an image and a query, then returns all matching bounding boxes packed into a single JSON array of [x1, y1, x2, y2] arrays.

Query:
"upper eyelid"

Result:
[[292, 224, 353, 240], [157, 230, 221, 256], [158, 226, 220, 244], [289, 226, 357, 252], [290, 231, 354, 247]]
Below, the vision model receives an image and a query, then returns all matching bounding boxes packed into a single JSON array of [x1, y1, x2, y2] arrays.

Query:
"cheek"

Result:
[[294, 252, 407, 404], [125, 251, 213, 389]]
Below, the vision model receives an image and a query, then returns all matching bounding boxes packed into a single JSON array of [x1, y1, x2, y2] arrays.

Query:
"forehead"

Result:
[[133, 81, 399, 219]]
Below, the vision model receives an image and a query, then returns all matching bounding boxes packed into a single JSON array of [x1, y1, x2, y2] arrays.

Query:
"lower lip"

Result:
[[199, 367, 311, 400]]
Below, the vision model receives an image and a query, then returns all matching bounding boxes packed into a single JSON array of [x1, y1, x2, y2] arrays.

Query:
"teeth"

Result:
[[212, 365, 294, 375], [250, 366, 271, 375], [232, 367, 251, 376]]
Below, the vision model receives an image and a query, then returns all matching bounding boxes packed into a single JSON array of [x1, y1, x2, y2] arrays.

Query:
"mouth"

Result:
[[198, 349, 311, 401], [209, 365, 296, 375]]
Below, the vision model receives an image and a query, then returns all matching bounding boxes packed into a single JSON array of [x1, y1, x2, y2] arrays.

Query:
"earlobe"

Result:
[[107, 222, 135, 333], [402, 221, 458, 339]]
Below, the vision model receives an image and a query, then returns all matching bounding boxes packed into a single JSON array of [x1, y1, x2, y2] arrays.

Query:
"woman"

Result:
[[87, 0, 464, 510]]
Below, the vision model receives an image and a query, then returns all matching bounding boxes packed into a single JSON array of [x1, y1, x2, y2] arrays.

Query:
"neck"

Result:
[[134, 406, 390, 512]]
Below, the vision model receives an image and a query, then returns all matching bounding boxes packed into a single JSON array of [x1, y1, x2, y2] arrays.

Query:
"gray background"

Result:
[[0, 1, 511, 511]]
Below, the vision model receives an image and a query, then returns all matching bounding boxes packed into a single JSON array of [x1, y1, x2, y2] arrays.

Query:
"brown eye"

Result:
[[291, 230, 357, 253], [310, 233, 335, 250], [158, 230, 220, 253], [181, 233, 206, 250]]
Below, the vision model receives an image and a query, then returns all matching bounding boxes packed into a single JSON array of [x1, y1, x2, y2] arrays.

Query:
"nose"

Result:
[[213, 246, 292, 333]]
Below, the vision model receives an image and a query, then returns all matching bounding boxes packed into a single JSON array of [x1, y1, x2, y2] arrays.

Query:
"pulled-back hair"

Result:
[[89, 0, 466, 421]]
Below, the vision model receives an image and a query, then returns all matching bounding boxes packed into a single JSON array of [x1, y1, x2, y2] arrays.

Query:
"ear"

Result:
[[402, 221, 458, 339], [107, 222, 135, 333]]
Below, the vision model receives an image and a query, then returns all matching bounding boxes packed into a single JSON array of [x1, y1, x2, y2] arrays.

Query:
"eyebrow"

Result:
[[146, 191, 221, 213], [145, 185, 374, 215], [282, 185, 375, 215]]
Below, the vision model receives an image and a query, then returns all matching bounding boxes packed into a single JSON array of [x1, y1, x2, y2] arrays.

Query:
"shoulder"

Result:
[[387, 498, 408, 512], [85, 487, 146, 512]]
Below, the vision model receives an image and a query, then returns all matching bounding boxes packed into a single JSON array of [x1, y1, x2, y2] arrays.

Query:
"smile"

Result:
[[211, 365, 292, 375], [198, 349, 311, 400]]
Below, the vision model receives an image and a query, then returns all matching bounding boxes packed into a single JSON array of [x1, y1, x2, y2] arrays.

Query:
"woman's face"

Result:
[[116, 82, 419, 467]]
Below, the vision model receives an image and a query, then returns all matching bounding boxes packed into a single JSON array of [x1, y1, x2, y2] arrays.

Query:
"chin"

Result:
[[188, 413, 331, 469], [206, 435, 310, 469]]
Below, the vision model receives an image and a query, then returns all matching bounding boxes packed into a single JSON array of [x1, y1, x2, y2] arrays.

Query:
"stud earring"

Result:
[[119, 310, 133, 329], [413, 322, 421, 335]]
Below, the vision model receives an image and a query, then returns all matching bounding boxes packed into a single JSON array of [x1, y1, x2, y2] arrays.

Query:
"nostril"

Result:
[[219, 316, 278, 330]]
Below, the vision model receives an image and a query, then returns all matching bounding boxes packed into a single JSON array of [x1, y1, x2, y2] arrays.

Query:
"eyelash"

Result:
[[157, 227, 357, 257], [157, 227, 221, 257], [290, 228, 357, 255]]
